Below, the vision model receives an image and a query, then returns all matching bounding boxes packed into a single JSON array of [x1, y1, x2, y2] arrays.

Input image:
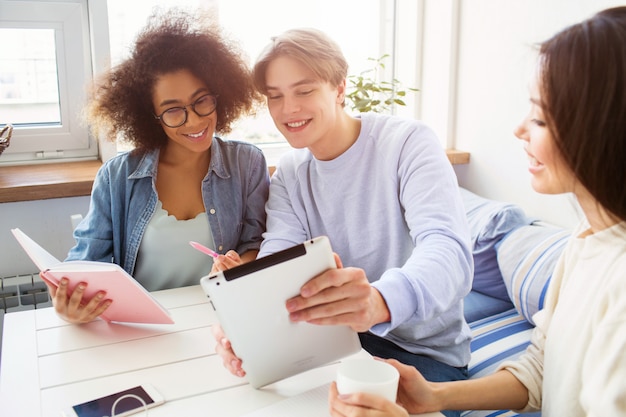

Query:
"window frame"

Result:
[[0, 0, 434, 166], [0, 0, 100, 165]]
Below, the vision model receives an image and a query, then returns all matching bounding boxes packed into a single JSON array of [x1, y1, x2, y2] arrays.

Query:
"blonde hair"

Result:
[[253, 28, 349, 99]]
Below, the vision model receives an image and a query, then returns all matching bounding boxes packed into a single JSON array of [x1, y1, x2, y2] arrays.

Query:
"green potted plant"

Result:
[[345, 54, 418, 113]]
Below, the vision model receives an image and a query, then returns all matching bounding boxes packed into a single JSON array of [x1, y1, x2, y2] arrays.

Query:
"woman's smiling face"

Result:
[[514, 74, 576, 195], [152, 69, 216, 154]]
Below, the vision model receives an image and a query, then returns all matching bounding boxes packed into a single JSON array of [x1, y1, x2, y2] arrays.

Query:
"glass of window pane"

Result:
[[0, 28, 61, 126]]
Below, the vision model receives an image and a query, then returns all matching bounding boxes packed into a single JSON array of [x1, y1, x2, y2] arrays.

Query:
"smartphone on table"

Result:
[[63, 384, 164, 417]]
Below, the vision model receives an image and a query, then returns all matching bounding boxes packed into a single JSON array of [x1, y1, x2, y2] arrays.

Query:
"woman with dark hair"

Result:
[[328, 6, 626, 417], [50, 9, 269, 324]]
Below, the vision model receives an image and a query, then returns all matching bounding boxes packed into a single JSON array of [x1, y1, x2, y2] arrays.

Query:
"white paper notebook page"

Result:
[[242, 383, 330, 417]]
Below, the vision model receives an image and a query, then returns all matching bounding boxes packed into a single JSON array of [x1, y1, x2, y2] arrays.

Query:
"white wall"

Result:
[[3, 0, 623, 277], [424, 0, 624, 229], [1, 197, 90, 277]]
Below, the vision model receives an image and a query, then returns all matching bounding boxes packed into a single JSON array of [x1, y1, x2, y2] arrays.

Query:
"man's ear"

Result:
[[336, 79, 347, 105]]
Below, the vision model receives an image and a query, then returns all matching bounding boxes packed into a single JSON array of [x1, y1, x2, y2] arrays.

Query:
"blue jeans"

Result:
[[359, 333, 468, 417]]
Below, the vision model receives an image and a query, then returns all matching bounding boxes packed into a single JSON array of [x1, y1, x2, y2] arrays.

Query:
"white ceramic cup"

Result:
[[336, 359, 400, 402]]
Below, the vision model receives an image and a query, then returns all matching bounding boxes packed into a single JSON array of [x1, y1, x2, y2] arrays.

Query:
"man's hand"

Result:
[[285, 253, 390, 332], [212, 324, 246, 377]]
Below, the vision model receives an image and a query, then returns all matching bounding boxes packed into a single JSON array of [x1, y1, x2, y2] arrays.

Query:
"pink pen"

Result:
[[189, 241, 219, 259]]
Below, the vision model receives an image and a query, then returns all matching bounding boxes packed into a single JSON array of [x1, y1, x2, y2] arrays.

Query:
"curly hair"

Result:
[[85, 9, 260, 152]]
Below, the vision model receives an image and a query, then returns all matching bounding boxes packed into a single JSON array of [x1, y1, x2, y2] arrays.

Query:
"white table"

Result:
[[0, 285, 442, 417]]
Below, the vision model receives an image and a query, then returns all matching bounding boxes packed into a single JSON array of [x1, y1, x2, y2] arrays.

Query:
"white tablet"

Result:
[[200, 236, 361, 388]]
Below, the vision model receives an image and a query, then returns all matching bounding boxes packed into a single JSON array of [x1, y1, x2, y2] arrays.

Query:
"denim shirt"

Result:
[[66, 137, 269, 283]]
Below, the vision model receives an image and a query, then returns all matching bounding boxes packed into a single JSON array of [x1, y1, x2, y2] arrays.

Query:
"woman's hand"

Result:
[[390, 358, 442, 414], [328, 380, 409, 417], [328, 358, 442, 417], [47, 274, 112, 324], [211, 250, 243, 274]]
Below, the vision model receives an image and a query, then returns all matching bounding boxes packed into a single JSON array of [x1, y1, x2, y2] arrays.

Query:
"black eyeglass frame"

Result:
[[153, 94, 218, 128]]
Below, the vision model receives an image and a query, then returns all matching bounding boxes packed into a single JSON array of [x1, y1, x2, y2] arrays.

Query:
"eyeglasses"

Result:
[[154, 94, 218, 128]]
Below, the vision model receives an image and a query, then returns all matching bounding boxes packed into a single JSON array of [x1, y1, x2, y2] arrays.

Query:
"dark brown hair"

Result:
[[539, 6, 626, 222], [86, 9, 260, 152]]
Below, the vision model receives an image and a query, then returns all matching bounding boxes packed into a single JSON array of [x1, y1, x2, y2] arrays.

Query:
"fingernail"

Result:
[[60, 278, 68, 286], [226, 252, 237, 259]]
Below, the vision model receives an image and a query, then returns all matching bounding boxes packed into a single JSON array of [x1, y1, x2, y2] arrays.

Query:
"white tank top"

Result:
[[134, 201, 215, 291]]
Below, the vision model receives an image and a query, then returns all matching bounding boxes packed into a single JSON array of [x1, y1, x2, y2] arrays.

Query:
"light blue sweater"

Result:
[[259, 112, 473, 367]]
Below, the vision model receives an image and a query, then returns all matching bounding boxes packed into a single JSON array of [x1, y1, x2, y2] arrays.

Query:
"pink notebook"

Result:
[[11, 228, 174, 324]]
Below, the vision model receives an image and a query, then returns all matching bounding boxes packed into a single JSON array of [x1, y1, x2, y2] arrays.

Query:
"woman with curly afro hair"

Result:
[[51, 9, 269, 324]]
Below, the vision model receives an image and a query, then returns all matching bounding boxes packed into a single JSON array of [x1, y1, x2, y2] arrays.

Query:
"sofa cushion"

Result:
[[460, 188, 532, 301], [464, 290, 514, 324], [467, 309, 534, 378], [461, 410, 541, 417], [497, 223, 569, 324]]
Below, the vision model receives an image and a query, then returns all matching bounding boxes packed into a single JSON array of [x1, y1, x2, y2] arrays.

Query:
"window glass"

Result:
[[216, 0, 382, 149], [0, 0, 97, 164], [0, 0, 420, 165], [105, 0, 387, 162], [0, 28, 61, 126]]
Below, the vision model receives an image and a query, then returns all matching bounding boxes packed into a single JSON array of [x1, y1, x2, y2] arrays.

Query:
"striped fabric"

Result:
[[459, 187, 532, 301], [468, 309, 534, 378], [497, 223, 569, 324], [456, 203, 570, 417], [462, 410, 541, 417], [460, 309, 541, 417]]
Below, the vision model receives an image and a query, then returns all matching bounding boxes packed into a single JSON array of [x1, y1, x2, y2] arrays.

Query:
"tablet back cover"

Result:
[[201, 236, 361, 388]]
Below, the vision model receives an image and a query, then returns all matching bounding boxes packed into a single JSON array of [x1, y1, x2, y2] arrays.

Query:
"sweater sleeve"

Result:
[[370, 122, 473, 334], [499, 309, 546, 413], [498, 252, 562, 413]]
